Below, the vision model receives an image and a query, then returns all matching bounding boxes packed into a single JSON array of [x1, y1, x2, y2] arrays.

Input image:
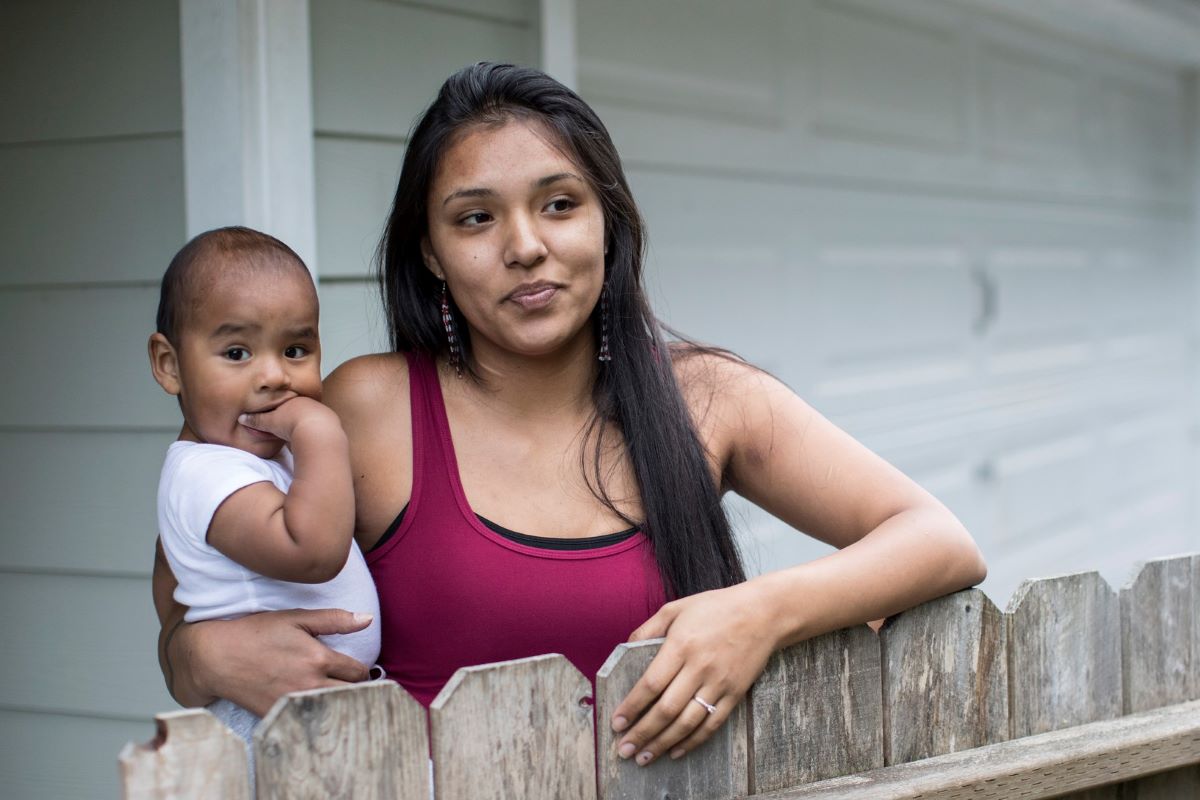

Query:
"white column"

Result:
[[179, 0, 318, 273], [539, 0, 577, 91]]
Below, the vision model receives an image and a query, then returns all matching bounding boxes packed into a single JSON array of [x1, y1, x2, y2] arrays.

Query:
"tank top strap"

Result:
[[403, 351, 460, 516]]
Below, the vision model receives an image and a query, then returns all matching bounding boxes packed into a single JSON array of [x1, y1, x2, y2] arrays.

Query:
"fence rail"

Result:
[[119, 553, 1200, 799]]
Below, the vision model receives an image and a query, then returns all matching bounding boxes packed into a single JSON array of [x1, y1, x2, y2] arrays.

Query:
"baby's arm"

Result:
[[207, 397, 354, 583]]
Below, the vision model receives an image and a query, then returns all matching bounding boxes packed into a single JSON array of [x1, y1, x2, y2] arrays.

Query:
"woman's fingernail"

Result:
[[636, 751, 653, 766], [670, 748, 685, 760], [618, 742, 636, 759], [612, 715, 628, 732], [353, 613, 374, 624], [237, 414, 250, 424]]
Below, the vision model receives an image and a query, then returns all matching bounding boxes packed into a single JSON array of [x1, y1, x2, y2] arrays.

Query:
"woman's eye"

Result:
[[224, 347, 249, 361], [459, 212, 492, 227], [284, 345, 308, 359], [545, 197, 576, 213]]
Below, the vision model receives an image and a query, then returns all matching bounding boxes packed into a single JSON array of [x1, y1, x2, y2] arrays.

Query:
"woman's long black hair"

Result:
[[377, 62, 745, 598]]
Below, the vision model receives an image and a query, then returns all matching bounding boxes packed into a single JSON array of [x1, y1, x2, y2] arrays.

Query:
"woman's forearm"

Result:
[[153, 539, 214, 707], [754, 505, 987, 650]]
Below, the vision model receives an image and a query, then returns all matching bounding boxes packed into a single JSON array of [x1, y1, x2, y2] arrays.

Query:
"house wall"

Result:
[[0, 0, 1195, 797], [576, 0, 1198, 604], [0, 2, 185, 798]]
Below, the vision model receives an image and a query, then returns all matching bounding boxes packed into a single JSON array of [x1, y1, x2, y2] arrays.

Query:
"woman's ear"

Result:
[[148, 333, 182, 396], [420, 237, 444, 281]]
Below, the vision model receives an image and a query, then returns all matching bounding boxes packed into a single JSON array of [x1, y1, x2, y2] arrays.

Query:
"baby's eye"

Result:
[[284, 345, 309, 359], [545, 197, 576, 214], [224, 347, 250, 362]]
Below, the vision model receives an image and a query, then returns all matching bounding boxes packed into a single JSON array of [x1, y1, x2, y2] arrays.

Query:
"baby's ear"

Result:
[[147, 333, 182, 396]]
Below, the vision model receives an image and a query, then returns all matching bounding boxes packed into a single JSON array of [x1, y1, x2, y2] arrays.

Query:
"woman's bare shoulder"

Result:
[[323, 352, 409, 419]]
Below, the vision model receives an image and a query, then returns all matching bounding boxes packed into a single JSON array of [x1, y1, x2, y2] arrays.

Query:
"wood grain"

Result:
[[748, 699, 1200, 800], [118, 709, 249, 799], [1120, 553, 1199, 714], [880, 589, 1008, 765], [1007, 571, 1123, 800], [1118, 552, 1200, 799], [430, 653, 596, 800], [751, 625, 883, 793], [594, 639, 748, 799], [254, 681, 429, 800]]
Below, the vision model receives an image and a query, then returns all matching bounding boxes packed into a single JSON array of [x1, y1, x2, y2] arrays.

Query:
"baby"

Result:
[[147, 226, 380, 748]]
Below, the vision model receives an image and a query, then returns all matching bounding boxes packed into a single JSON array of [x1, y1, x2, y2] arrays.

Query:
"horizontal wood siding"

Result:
[[576, 0, 1198, 601], [0, 1, 184, 797]]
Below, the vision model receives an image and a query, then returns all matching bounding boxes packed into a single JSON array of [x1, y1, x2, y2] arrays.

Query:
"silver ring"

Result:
[[692, 695, 717, 714]]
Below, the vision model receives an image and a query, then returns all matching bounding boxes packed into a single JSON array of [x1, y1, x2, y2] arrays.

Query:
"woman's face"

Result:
[[422, 119, 607, 365]]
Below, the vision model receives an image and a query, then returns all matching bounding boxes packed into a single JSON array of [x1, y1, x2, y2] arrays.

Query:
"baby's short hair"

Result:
[[156, 226, 311, 346]]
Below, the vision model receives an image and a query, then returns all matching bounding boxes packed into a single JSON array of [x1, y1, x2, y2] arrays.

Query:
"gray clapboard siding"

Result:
[[118, 710, 250, 800], [0, 573, 171, 719], [0, 430, 171, 575], [310, 0, 535, 141], [0, 709, 149, 800], [314, 137, 404, 278], [594, 640, 748, 799], [0, 0, 180, 144], [430, 654, 596, 799], [751, 625, 883, 793], [879, 590, 1008, 764], [318, 281, 391, 371], [255, 682, 429, 800], [579, 0, 1190, 205], [0, 137, 185, 286], [0, 286, 179, 428]]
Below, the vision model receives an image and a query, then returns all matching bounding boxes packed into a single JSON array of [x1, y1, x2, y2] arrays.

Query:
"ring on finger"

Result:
[[692, 694, 717, 714]]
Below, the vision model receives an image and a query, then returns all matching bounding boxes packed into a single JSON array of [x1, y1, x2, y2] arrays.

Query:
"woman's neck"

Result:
[[452, 330, 599, 422]]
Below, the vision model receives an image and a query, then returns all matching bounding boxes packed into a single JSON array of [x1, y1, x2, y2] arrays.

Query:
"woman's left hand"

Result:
[[609, 581, 779, 765]]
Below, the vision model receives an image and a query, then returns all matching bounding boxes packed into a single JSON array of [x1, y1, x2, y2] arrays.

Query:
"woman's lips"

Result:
[[507, 284, 558, 310]]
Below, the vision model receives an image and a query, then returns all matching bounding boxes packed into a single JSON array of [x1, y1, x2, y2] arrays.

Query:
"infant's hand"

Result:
[[238, 396, 342, 444]]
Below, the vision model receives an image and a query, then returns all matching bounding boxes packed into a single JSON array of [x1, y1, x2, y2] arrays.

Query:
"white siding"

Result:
[[0, 2, 183, 797], [576, 0, 1198, 604], [310, 0, 539, 366]]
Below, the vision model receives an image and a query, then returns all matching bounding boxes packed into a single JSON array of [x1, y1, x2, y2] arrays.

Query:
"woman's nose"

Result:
[[503, 213, 548, 268]]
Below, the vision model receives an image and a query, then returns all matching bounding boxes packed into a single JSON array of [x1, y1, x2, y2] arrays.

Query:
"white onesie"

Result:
[[157, 441, 381, 746]]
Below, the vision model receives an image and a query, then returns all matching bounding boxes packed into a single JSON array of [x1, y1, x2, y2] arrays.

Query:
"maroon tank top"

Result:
[[367, 352, 667, 707]]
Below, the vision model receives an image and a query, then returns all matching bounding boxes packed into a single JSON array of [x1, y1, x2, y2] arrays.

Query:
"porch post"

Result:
[[539, 0, 577, 91], [178, 0, 318, 273]]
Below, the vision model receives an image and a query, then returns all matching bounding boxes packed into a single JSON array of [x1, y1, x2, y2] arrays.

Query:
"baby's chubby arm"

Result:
[[208, 397, 355, 583]]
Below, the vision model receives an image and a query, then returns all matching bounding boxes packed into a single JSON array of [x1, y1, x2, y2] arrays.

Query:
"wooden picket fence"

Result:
[[119, 553, 1200, 799]]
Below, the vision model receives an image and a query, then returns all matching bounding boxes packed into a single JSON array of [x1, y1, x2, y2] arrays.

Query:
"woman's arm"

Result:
[[610, 358, 986, 765], [152, 537, 373, 715]]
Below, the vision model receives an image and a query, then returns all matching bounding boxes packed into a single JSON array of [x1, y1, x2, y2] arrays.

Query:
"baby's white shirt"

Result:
[[157, 441, 380, 668]]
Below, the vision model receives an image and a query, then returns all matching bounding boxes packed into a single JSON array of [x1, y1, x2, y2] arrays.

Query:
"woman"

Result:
[[153, 62, 986, 767]]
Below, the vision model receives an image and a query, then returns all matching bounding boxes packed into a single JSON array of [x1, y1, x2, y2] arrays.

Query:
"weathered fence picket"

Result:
[[254, 681, 428, 799], [750, 624, 882, 794], [879, 588, 1008, 765], [118, 709, 249, 799], [1007, 571, 1123, 800], [1118, 554, 1200, 799], [429, 653, 594, 800], [595, 639, 748, 799], [119, 553, 1200, 799]]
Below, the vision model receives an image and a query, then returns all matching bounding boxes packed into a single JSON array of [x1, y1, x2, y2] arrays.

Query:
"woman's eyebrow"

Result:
[[442, 187, 494, 206], [535, 172, 581, 188]]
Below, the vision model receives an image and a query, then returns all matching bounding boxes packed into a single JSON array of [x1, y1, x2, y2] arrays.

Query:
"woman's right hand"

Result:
[[179, 608, 373, 716], [153, 538, 372, 716]]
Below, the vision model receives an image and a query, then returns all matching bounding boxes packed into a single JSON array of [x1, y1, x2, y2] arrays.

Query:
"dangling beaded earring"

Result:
[[598, 283, 612, 363], [440, 280, 462, 378]]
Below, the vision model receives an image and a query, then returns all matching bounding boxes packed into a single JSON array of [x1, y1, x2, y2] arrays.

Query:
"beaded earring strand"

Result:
[[440, 281, 462, 378]]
